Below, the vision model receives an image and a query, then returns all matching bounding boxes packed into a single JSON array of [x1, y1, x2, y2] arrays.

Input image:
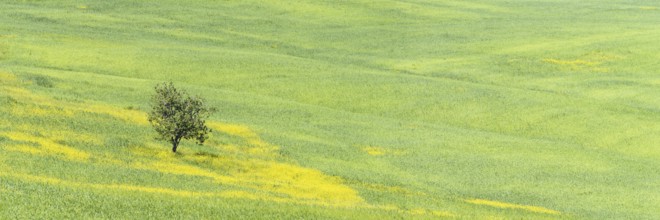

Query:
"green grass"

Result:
[[1, 0, 659, 219]]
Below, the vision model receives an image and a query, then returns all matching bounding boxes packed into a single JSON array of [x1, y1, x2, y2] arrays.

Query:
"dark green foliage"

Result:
[[148, 82, 214, 152], [4, 96, 19, 105], [104, 137, 138, 148], [31, 75, 54, 88]]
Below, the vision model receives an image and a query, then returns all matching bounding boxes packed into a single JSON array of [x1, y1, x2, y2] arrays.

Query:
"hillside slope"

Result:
[[1, 0, 659, 219]]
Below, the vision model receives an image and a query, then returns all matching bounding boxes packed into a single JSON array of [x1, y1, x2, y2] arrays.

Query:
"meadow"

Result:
[[1, 0, 659, 219]]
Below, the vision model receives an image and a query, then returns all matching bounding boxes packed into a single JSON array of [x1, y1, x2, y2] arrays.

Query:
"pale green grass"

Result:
[[1, 0, 659, 219]]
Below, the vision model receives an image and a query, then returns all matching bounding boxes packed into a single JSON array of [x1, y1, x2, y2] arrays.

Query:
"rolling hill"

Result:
[[1, 0, 659, 219]]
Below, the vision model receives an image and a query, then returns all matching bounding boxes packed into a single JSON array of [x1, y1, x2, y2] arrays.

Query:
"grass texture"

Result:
[[1, 0, 659, 219]]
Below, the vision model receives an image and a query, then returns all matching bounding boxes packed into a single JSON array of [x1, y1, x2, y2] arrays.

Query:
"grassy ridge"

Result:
[[1, 0, 659, 219]]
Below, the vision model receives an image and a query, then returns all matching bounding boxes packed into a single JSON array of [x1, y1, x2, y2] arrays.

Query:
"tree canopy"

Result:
[[148, 82, 214, 152]]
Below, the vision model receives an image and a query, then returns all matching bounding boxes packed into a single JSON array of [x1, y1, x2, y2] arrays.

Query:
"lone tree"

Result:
[[148, 82, 214, 153]]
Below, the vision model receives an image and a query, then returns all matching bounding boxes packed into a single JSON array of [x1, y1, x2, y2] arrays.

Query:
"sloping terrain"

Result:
[[1, 0, 659, 219]]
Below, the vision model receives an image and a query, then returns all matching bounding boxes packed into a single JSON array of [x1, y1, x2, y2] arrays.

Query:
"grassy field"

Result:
[[1, 0, 659, 219]]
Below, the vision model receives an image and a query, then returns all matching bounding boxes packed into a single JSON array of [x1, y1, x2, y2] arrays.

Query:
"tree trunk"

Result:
[[172, 139, 179, 153], [171, 134, 183, 153]]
